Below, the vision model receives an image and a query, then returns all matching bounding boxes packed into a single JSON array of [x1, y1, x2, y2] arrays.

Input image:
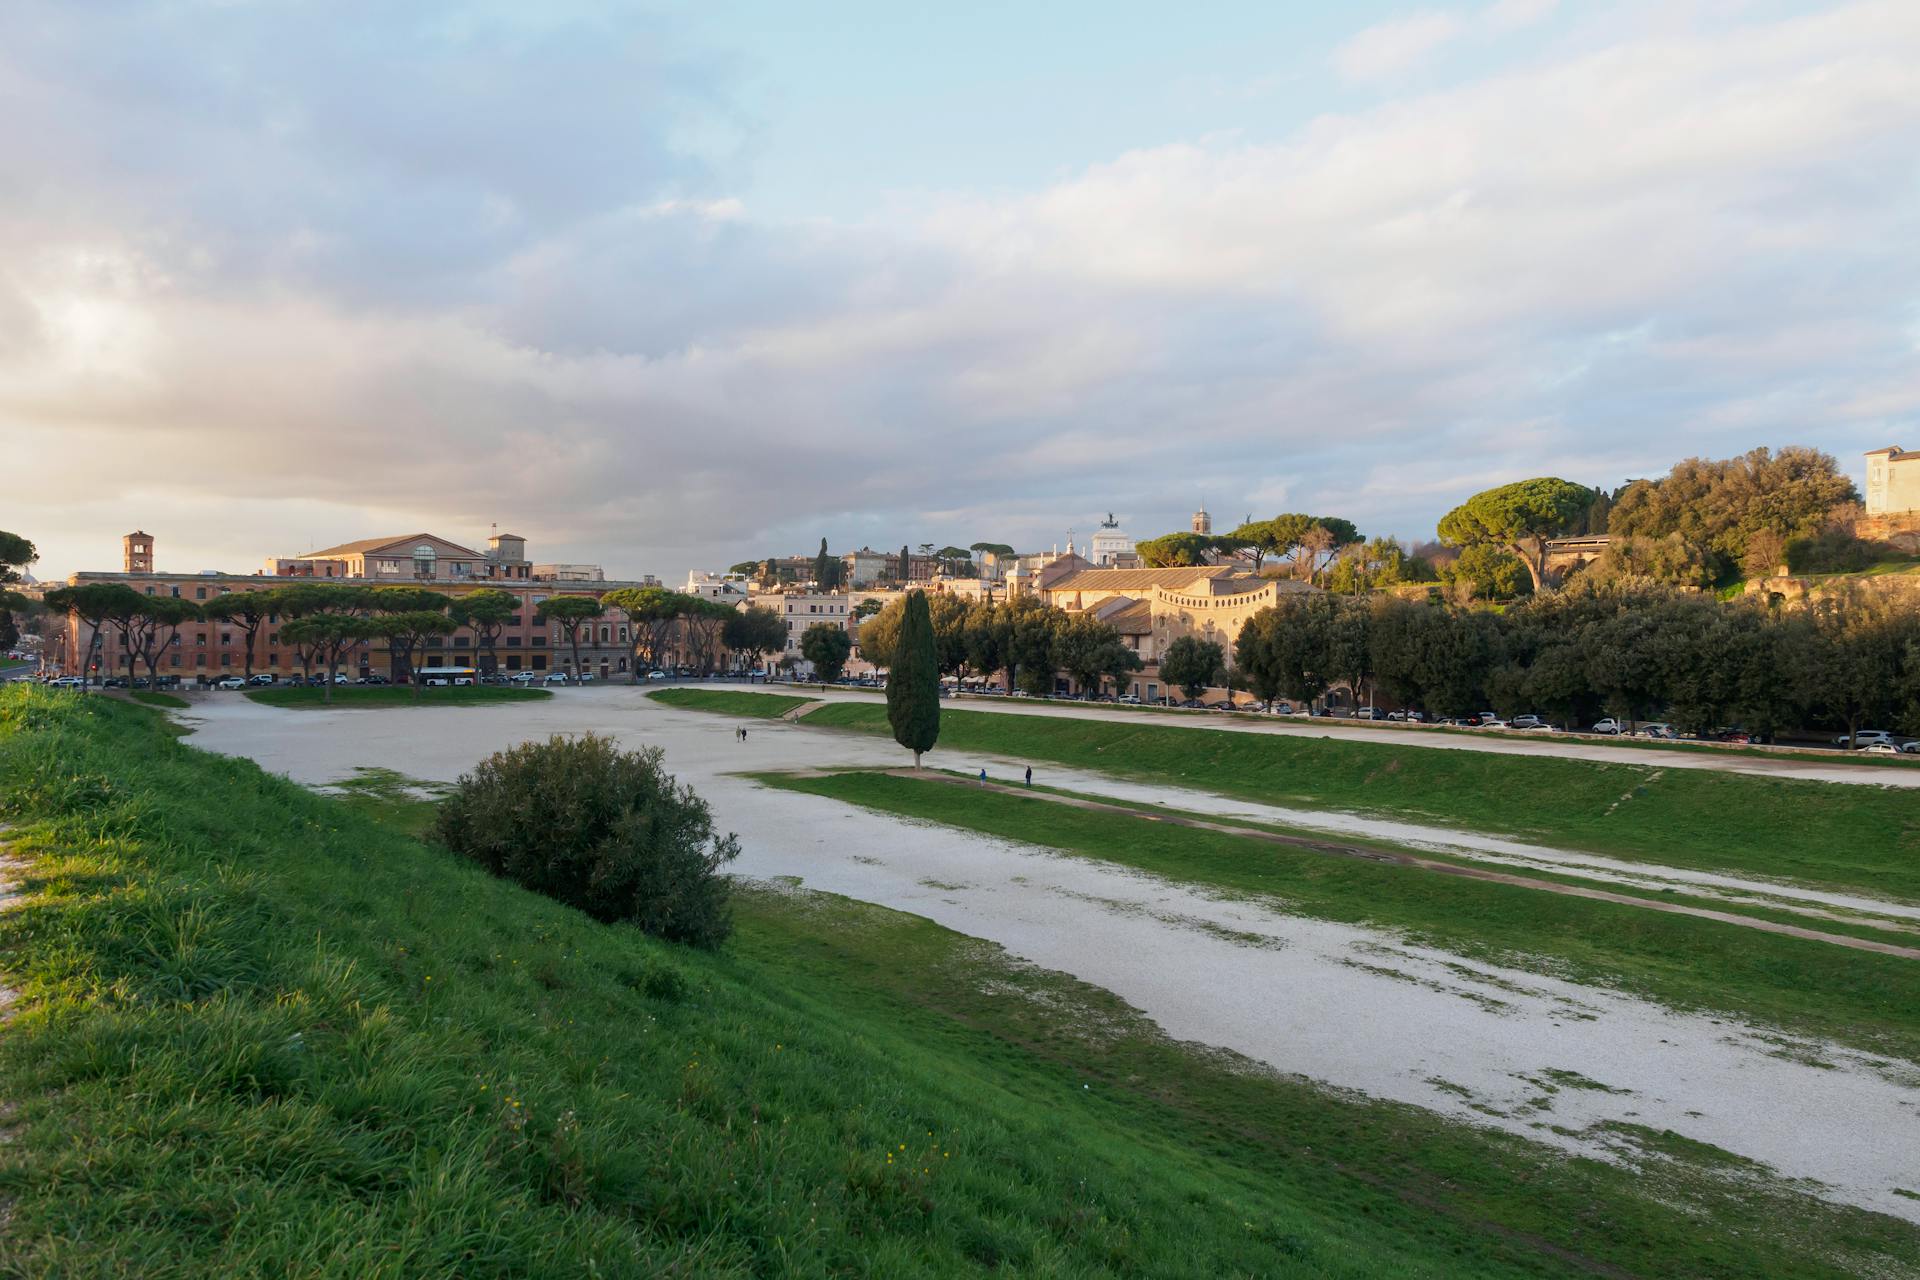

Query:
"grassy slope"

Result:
[[650, 687, 815, 718], [0, 690, 1912, 1277], [130, 689, 190, 709], [764, 771, 1920, 1066], [664, 691, 1919, 902], [244, 685, 552, 709]]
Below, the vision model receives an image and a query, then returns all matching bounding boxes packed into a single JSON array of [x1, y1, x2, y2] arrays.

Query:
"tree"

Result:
[[969, 542, 1015, 560], [1609, 447, 1855, 583], [680, 598, 736, 675], [126, 597, 201, 689], [1443, 544, 1532, 601], [284, 615, 381, 703], [934, 546, 975, 576], [1135, 532, 1216, 567], [376, 612, 455, 699], [723, 606, 788, 674], [897, 544, 912, 585], [44, 582, 144, 686], [535, 594, 603, 683], [800, 622, 853, 683], [1051, 613, 1140, 699], [851, 597, 885, 620], [1160, 635, 1224, 701], [603, 586, 678, 678], [1235, 594, 1336, 707], [366, 587, 446, 682], [885, 591, 941, 767], [811, 538, 843, 590], [726, 561, 761, 577], [1325, 596, 1373, 709], [855, 596, 906, 669], [0, 531, 36, 652], [436, 734, 739, 947], [202, 589, 280, 681], [450, 589, 518, 675], [1437, 478, 1593, 592], [1001, 596, 1057, 694]]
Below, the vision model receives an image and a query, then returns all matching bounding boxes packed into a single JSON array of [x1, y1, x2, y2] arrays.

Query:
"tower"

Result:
[[1191, 505, 1212, 536], [123, 530, 153, 575]]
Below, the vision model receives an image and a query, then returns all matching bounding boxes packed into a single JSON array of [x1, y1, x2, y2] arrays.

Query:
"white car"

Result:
[[214, 676, 246, 690], [1862, 741, 1901, 755], [543, 672, 570, 685], [1477, 717, 1509, 730], [1590, 718, 1624, 735], [1636, 723, 1676, 739], [48, 676, 85, 689], [645, 670, 669, 681], [1839, 730, 1897, 749], [1117, 693, 1141, 704], [510, 671, 538, 684]]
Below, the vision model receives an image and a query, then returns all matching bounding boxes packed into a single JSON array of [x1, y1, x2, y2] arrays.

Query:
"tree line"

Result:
[[1232, 582, 1920, 740], [848, 592, 1143, 697]]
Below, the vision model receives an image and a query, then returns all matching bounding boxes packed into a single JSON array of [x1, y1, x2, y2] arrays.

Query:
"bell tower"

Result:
[[123, 530, 154, 575], [1191, 505, 1212, 535]]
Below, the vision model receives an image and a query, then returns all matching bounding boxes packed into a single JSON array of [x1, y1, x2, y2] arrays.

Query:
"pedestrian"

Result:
[[979, 767, 987, 786], [1024, 766, 1032, 788]]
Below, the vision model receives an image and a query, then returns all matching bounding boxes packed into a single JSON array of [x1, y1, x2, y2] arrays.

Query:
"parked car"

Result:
[[1862, 741, 1902, 755], [246, 673, 275, 687], [49, 676, 85, 689], [1352, 706, 1382, 720], [1717, 729, 1753, 745], [577, 672, 595, 683], [1477, 717, 1509, 729], [510, 671, 538, 684], [1636, 723, 1676, 739], [480, 673, 510, 686], [1837, 730, 1897, 749], [543, 672, 570, 685], [214, 676, 246, 690], [645, 670, 668, 681], [1510, 714, 1548, 730], [1900, 740, 1920, 755], [1590, 718, 1624, 735]]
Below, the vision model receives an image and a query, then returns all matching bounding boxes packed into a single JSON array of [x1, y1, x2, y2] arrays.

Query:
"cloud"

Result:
[[3, 1, 1918, 580], [1482, 0, 1559, 33], [1333, 12, 1466, 84]]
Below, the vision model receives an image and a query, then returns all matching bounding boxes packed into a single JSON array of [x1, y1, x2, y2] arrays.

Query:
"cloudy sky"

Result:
[[4, 0, 1917, 582]]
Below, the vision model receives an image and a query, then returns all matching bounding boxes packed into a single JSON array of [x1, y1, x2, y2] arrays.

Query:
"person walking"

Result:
[[979, 767, 988, 786], [1024, 766, 1032, 788]]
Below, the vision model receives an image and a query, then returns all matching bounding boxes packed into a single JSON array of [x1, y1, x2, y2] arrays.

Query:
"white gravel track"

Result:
[[177, 687, 1920, 1223]]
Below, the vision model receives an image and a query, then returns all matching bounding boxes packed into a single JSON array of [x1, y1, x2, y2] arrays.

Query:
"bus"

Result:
[[413, 665, 478, 687]]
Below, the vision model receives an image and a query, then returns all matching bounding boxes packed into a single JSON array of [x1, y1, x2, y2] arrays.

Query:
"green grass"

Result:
[[650, 687, 815, 718], [244, 684, 552, 709], [1, 686, 1914, 1276], [762, 770, 1920, 1067], [661, 689, 1920, 903], [129, 689, 190, 709]]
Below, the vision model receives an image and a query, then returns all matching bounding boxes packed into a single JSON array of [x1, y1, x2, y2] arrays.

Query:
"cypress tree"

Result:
[[886, 590, 941, 767]]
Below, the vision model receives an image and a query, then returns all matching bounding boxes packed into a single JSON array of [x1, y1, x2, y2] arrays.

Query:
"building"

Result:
[[265, 532, 534, 583], [1864, 447, 1920, 547], [57, 528, 660, 683], [686, 571, 752, 602], [1191, 505, 1213, 536], [531, 563, 609, 583], [841, 548, 895, 589], [1037, 563, 1315, 702], [1087, 513, 1138, 568], [752, 589, 854, 669]]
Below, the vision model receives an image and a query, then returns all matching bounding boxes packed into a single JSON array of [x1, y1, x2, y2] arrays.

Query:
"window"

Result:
[[221, 633, 232, 646], [195, 631, 207, 646], [506, 656, 522, 670], [170, 654, 180, 668], [170, 586, 180, 598], [220, 654, 231, 668], [506, 636, 521, 648], [195, 654, 206, 668], [144, 586, 155, 596], [195, 587, 207, 600], [532, 656, 547, 670]]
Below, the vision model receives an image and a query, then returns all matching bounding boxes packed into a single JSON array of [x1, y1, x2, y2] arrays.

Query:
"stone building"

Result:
[[1863, 447, 1920, 547]]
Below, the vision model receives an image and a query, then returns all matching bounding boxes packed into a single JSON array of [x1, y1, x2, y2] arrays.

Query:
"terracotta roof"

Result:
[[304, 533, 488, 560], [1094, 598, 1154, 633], [1046, 565, 1246, 593]]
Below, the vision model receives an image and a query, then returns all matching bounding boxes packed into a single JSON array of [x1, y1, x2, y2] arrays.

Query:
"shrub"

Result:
[[435, 733, 739, 947]]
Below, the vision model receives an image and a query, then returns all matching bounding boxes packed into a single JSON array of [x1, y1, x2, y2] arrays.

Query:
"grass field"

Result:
[[656, 689, 1920, 902], [244, 684, 552, 709], [129, 689, 190, 709], [1, 685, 1914, 1276], [650, 687, 815, 718], [762, 770, 1920, 1066]]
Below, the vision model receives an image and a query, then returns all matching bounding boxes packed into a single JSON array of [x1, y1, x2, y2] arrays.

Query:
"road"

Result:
[[756, 682, 1920, 789]]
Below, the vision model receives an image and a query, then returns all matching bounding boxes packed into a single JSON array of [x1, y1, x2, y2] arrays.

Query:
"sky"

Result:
[[4, 0, 1918, 582]]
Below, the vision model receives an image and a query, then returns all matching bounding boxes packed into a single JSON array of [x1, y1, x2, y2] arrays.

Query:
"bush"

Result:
[[436, 733, 740, 947]]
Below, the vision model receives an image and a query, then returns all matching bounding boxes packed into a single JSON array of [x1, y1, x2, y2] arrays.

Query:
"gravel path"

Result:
[[176, 689, 1920, 1224]]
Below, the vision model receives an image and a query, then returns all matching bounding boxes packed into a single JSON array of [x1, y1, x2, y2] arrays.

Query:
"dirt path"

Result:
[[891, 770, 1920, 961]]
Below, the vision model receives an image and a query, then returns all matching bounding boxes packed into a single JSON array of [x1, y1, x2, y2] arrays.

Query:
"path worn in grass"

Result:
[[887, 769, 1920, 960]]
